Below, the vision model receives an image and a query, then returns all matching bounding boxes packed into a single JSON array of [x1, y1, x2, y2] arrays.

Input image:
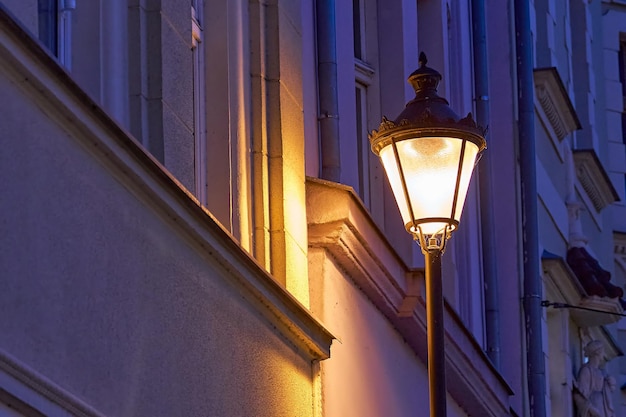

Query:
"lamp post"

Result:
[[369, 53, 486, 417]]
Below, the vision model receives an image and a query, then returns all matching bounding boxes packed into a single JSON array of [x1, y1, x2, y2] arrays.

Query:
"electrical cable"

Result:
[[541, 300, 626, 317]]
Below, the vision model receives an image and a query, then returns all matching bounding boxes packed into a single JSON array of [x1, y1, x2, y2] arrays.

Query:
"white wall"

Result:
[[310, 249, 468, 417]]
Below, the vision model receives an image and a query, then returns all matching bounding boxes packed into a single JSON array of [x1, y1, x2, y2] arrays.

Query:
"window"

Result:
[[355, 83, 369, 204], [354, 67, 375, 207], [445, 1, 471, 112], [352, 0, 365, 61], [192, 0, 207, 205], [37, 0, 74, 68], [56, 0, 73, 68], [353, 0, 375, 207], [37, 0, 57, 55]]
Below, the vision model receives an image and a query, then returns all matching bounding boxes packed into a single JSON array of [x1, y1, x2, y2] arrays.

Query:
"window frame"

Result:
[[192, 0, 207, 206], [354, 82, 369, 205], [352, 0, 365, 61], [352, 0, 378, 210], [37, 0, 74, 68], [37, 0, 58, 56]]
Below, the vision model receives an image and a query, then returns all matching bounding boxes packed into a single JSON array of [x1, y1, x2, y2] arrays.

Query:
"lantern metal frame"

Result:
[[371, 124, 485, 253], [369, 53, 486, 417]]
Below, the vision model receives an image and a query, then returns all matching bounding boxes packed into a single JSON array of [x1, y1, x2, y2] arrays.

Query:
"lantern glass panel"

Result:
[[379, 136, 480, 235]]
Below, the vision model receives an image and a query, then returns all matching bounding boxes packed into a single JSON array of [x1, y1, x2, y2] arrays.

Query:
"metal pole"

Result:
[[425, 248, 446, 417]]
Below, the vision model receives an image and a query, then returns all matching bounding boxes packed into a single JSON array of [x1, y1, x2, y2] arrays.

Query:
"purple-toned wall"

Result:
[[0, 15, 330, 416]]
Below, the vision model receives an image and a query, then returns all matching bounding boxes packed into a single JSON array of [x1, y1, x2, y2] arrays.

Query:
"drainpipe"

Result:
[[316, 0, 341, 182], [471, 0, 500, 370], [514, 0, 547, 416]]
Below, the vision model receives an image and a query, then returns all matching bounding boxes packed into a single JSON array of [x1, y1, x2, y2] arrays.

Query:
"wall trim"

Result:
[[306, 177, 513, 417], [542, 251, 586, 305], [533, 67, 581, 141], [573, 149, 621, 211], [0, 4, 333, 362], [0, 350, 107, 417]]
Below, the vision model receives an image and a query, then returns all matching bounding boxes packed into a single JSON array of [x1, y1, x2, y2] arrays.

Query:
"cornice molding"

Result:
[[0, 350, 107, 417], [306, 178, 512, 417], [542, 251, 623, 327], [533, 67, 581, 141], [573, 149, 620, 211], [542, 252, 586, 305], [354, 59, 375, 85], [571, 296, 624, 327]]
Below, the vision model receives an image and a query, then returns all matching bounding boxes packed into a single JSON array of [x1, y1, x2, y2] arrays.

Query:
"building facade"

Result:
[[0, 0, 625, 416]]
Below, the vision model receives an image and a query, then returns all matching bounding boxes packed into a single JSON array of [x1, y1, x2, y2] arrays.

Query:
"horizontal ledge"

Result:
[[0, 5, 333, 361], [306, 177, 513, 417]]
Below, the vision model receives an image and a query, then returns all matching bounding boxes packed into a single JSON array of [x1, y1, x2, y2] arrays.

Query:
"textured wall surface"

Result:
[[0, 0, 37, 34], [0, 56, 316, 417]]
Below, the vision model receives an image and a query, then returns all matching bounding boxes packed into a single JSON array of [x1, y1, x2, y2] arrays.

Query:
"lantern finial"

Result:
[[419, 52, 428, 67], [408, 52, 442, 97]]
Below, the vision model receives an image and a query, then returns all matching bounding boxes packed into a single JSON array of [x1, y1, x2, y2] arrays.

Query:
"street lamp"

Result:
[[369, 52, 486, 417]]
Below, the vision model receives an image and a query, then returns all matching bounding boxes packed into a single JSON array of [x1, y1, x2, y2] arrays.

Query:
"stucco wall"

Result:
[[0, 0, 37, 35], [309, 248, 467, 417], [0, 52, 318, 417]]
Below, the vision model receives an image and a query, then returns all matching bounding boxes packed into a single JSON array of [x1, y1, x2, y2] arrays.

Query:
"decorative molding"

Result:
[[0, 350, 107, 417], [0, 7, 333, 362], [533, 68, 581, 141], [570, 296, 624, 327], [354, 58, 375, 85], [542, 251, 624, 328], [369, 112, 486, 146], [542, 251, 586, 306], [306, 177, 513, 417], [573, 150, 620, 211]]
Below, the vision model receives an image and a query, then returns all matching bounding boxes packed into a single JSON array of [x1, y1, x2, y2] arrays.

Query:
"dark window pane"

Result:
[[353, 0, 362, 59], [355, 86, 366, 200], [38, 0, 58, 56]]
